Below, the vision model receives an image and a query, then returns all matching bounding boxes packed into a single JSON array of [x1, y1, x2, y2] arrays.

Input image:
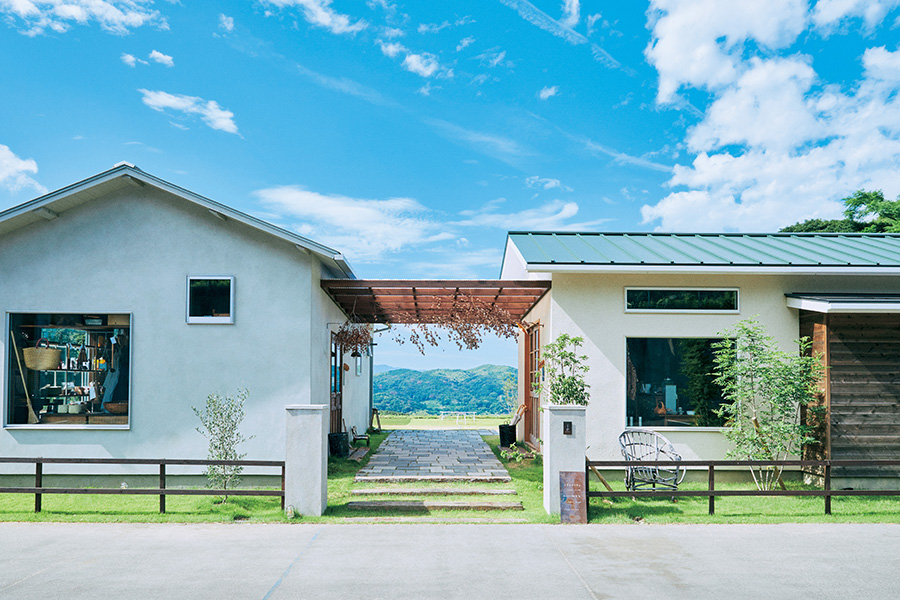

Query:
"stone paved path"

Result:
[[355, 429, 511, 482]]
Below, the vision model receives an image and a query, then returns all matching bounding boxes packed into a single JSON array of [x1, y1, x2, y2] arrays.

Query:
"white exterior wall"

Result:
[[540, 272, 900, 463], [0, 185, 367, 468]]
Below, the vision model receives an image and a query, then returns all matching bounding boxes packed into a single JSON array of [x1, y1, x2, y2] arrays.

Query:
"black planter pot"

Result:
[[328, 432, 350, 457], [498, 424, 516, 447]]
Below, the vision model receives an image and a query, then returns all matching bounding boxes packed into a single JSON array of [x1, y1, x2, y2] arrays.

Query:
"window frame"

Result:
[[624, 287, 740, 314], [4, 311, 133, 430], [186, 276, 235, 325], [624, 335, 728, 432]]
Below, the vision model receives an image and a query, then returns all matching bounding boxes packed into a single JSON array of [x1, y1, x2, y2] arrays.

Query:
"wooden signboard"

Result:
[[559, 471, 587, 524]]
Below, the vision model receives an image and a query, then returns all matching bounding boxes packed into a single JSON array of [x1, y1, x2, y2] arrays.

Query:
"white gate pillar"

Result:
[[542, 405, 587, 515], [284, 404, 328, 516]]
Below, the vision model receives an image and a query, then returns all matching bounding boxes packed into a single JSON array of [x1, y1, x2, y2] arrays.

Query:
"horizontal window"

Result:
[[187, 277, 234, 324], [6, 313, 131, 427], [626, 288, 738, 312], [626, 338, 726, 428]]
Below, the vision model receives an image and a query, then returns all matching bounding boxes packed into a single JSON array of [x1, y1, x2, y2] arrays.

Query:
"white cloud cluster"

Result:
[[254, 186, 452, 262], [138, 89, 239, 135], [148, 50, 173, 67], [378, 40, 449, 78], [0, 144, 46, 196], [120, 53, 145, 67], [560, 0, 580, 28], [537, 85, 558, 100], [454, 198, 609, 231], [813, 0, 900, 31], [641, 1, 900, 232], [525, 175, 571, 191], [474, 48, 512, 69], [0, 0, 165, 36], [263, 0, 366, 35], [219, 14, 234, 33], [456, 36, 474, 51]]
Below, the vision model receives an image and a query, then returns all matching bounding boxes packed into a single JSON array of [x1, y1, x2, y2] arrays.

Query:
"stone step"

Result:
[[354, 475, 511, 483], [351, 488, 517, 496], [347, 500, 524, 512]]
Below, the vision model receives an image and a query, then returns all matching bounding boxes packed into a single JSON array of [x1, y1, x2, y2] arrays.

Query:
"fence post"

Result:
[[34, 461, 42, 513], [159, 463, 166, 514], [824, 461, 831, 516], [281, 464, 286, 510], [708, 465, 715, 516], [542, 405, 586, 517]]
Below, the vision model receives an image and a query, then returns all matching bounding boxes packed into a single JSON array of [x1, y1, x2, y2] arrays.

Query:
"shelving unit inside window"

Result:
[[6, 313, 131, 427]]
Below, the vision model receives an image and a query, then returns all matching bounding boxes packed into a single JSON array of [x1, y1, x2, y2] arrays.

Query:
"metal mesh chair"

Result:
[[619, 428, 685, 491]]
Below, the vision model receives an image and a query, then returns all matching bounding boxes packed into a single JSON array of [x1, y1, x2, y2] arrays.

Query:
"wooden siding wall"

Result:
[[825, 313, 900, 478]]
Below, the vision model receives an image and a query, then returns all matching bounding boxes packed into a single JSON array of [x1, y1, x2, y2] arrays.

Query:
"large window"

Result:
[[187, 277, 234, 324], [6, 313, 131, 427], [626, 338, 726, 428], [626, 288, 738, 312]]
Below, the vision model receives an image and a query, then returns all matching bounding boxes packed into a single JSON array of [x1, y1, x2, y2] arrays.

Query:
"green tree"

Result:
[[538, 334, 590, 406], [193, 388, 254, 500], [780, 190, 900, 232], [712, 320, 823, 491]]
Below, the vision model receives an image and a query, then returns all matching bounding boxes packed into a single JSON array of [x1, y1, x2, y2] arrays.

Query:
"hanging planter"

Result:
[[334, 321, 372, 356]]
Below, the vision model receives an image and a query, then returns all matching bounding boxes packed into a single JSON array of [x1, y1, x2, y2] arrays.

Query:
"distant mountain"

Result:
[[374, 364, 517, 415], [373, 364, 399, 374]]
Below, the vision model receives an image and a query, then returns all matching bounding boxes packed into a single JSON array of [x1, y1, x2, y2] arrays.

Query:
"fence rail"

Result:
[[586, 459, 900, 516], [0, 457, 285, 513]]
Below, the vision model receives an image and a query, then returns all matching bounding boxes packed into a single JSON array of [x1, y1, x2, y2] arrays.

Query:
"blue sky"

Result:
[[2, 1, 900, 369]]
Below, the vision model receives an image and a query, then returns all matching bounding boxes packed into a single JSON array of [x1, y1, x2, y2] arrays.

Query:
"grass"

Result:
[[377, 414, 508, 430], [587, 476, 900, 524]]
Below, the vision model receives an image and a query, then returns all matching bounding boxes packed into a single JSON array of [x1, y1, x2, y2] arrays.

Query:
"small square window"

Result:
[[187, 277, 234, 324]]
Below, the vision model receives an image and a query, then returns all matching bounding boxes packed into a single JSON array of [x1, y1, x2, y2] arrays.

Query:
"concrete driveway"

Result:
[[2, 522, 898, 599]]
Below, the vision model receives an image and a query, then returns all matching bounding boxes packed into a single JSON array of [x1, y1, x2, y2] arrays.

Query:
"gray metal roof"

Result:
[[506, 232, 900, 269]]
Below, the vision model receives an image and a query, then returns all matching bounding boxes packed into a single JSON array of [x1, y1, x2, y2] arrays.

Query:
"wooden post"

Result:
[[280, 464, 286, 510], [708, 465, 715, 516], [824, 462, 831, 516], [159, 463, 166, 514], [35, 461, 42, 513]]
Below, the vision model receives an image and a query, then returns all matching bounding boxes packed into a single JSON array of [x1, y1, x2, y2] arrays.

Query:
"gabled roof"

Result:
[[502, 232, 900, 275], [0, 163, 355, 278]]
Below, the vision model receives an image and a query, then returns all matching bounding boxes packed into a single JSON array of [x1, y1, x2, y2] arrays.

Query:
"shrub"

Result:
[[193, 388, 254, 500]]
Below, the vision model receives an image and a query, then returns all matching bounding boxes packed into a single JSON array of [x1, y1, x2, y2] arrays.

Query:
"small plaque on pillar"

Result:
[[559, 471, 587, 524]]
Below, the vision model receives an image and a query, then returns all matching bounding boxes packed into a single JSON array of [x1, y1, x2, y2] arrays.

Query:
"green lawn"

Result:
[[377, 414, 508, 430], [587, 476, 900, 524]]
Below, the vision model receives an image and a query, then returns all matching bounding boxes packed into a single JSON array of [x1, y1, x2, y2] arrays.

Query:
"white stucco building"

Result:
[[502, 231, 900, 486], [0, 164, 372, 468]]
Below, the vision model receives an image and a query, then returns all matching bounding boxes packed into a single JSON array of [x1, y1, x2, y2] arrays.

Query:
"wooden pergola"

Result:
[[320, 279, 551, 324]]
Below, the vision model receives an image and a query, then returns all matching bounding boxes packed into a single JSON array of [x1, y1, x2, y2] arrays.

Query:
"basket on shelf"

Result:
[[22, 339, 61, 371], [104, 402, 128, 414]]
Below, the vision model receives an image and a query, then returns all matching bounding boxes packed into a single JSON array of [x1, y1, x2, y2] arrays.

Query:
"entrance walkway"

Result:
[[355, 430, 511, 482]]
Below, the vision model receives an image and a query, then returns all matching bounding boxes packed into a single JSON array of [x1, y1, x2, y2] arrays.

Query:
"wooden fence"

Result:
[[0, 457, 285, 513], [586, 459, 900, 515]]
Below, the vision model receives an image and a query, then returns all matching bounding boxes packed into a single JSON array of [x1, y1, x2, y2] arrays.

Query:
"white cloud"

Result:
[[296, 64, 394, 107], [120, 53, 146, 67], [138, 89, 239, 135], [425, 118, 531, 164], [582, 138, 673, 173], [402, 52, 440, 77], [219, 13, 234, 33], [254, 185, 451, 262], [454, 198, 610, 231], [0, 144, 46, 196], [561, 0, 580, 28], [0, 0, 166, 36], [525, 175, 571, 191], [263, 0, 366, 35], [474, 48, 512, 69], [645, 0, 808, 104], [498, 0, 623, 71], [379, 41, 406, 58], [813, 0, 900, 31], [382, 26, 403, 38], [149, 50, 173, 67], [456, 36, 474, 51], [418, 20, 449, 34], [538, 85, 558, 100], [586, 13, 601, 35], [640, 4, 900, 232]]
